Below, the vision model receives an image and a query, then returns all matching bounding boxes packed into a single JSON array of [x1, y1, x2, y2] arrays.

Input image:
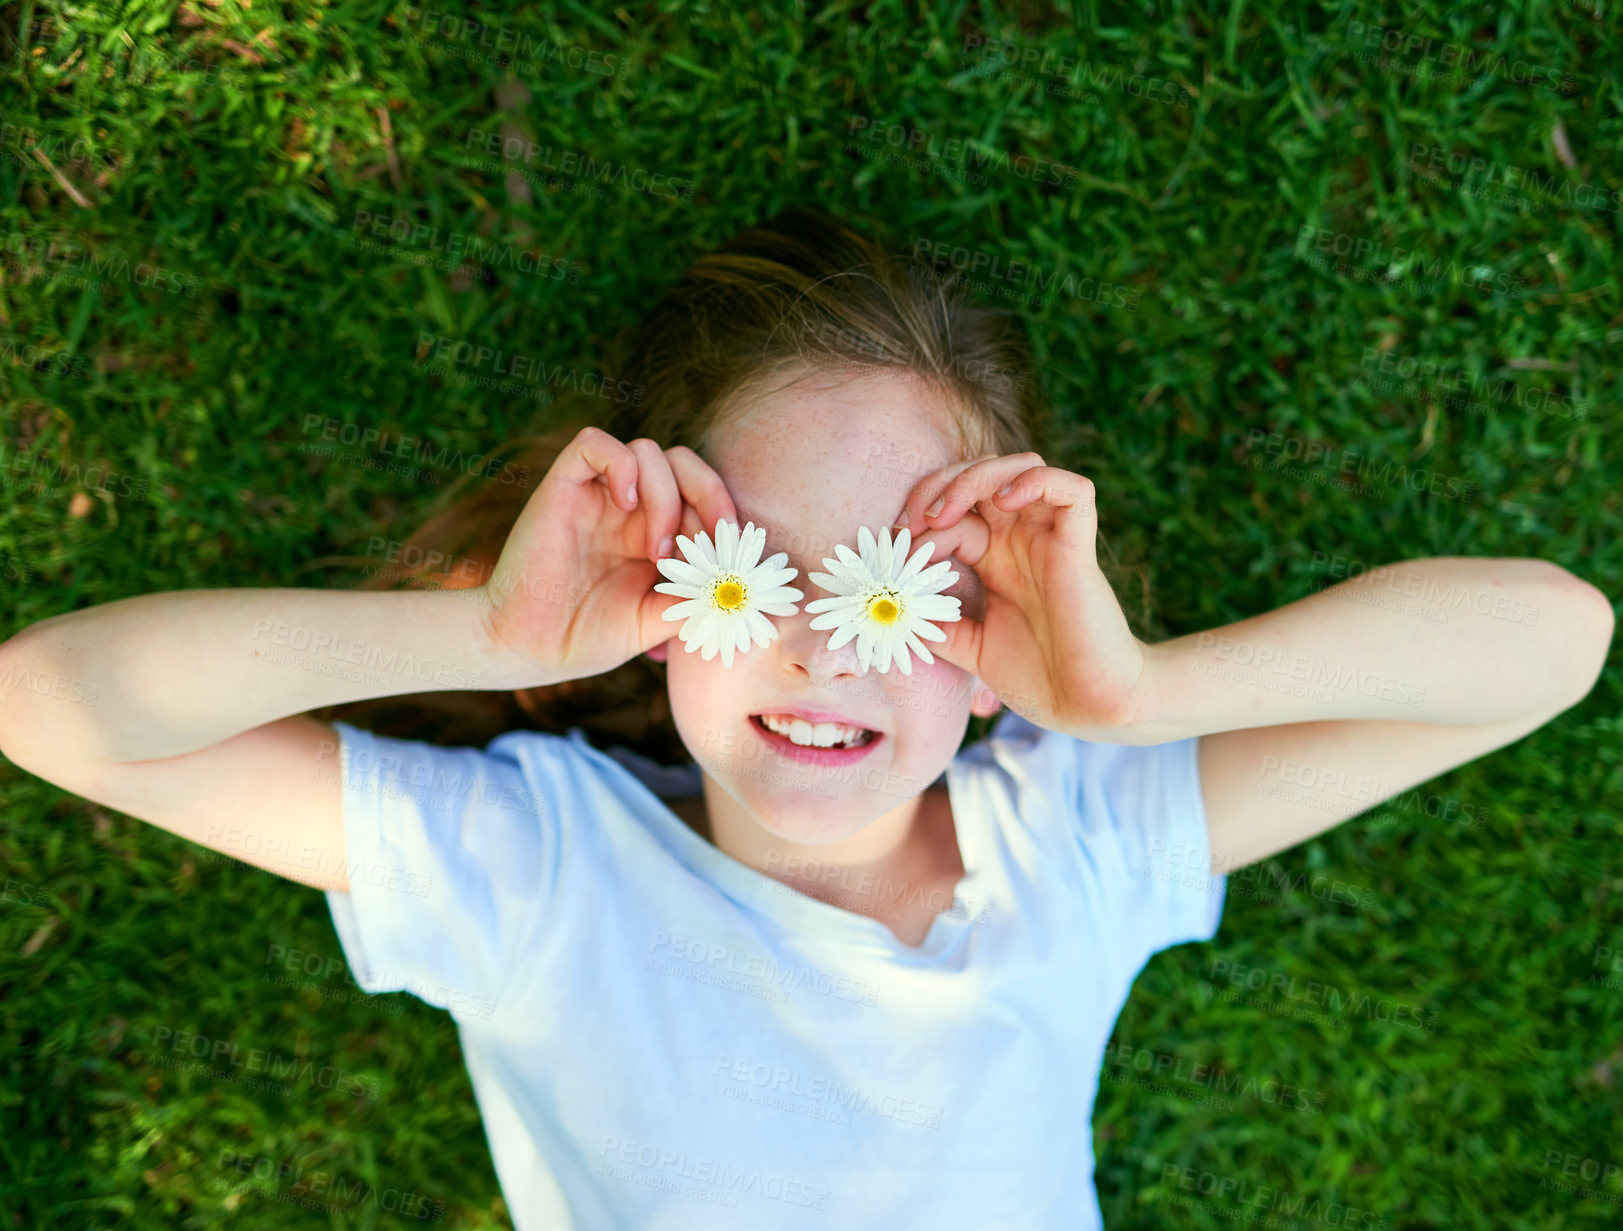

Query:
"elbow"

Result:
[[0, 637, 30, 766], [1542, 564, 1615, 710], [0, 629, 33, 753], [0, 621, 77, 771]]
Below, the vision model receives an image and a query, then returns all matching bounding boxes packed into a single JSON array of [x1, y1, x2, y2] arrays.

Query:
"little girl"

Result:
[[0, 208, 1609, 1229]]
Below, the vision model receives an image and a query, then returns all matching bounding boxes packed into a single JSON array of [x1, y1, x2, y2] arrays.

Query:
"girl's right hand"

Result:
[[480, 427, 738, 685]]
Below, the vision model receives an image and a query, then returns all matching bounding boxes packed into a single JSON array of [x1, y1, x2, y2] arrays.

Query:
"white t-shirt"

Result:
[[323, 708, 1226, 1230]]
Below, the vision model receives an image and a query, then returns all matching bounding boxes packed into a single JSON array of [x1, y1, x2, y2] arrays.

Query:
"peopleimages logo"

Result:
[[846, 116, 1080, 187], [0, 230, 200, 296], [147, 1025, 382, 1099], [598, 1136, 830, 1209], [414, 333, 645, 404], [1194, 627, 1427, 710], [397, 7, 629, 78], [344, 210, 585, 283], [299, 413, 533, 486], [1405, 143, 1622, 213], [0, 334, 93, 378], [1359, 348, 1589, 421], [215, 1149, 447, 1221], [1241, 428, 1478, 504], [461, 130, 693, 201], [911, 239, 1141, 311], [1159, 1165, 1389, 1229], [1315, 19, 1577, 94], [960, 33, 1193, 107], [1295, 224, 1527, 296]]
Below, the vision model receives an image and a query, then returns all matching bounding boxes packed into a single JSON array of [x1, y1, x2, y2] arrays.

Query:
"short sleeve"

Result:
[[322, 720, 560, 1022], [1070, 731, 1226, 958], [993, 712, 1225, 966]]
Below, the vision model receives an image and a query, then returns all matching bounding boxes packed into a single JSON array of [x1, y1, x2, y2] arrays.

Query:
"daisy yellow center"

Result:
[[867, 591, 902, 626], [711, 575, 747, 612]]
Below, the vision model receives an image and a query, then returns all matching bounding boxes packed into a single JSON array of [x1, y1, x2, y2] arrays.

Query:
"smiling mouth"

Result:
[[749, 713, 879, 750]]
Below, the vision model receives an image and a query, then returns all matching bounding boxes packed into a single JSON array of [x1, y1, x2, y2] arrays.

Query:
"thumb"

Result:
[[921, 611, 982, 677], [637, 580, 687, 655]]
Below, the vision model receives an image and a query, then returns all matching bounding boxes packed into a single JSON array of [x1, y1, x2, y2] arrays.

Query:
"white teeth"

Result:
[[758, 713, 872, 748]]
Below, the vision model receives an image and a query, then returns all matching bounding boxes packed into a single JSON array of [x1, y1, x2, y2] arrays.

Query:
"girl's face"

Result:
[[660, 369, 1001, 847]]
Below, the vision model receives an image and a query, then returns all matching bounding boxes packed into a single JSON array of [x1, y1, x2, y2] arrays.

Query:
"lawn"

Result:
[[0, 1, 1619, 1227]]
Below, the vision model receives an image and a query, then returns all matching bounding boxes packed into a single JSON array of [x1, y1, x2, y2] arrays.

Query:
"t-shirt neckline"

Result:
[[567, 729, 987, 960]]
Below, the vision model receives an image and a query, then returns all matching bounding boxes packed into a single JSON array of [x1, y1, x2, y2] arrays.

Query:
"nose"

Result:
[[775, 607, 863, 685]]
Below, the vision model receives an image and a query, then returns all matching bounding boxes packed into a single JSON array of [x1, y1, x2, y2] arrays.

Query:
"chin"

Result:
[[728, 779, 879, 845]]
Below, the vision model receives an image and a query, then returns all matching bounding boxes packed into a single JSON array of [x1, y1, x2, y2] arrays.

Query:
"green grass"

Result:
[[1, 1, 1619, 1227]]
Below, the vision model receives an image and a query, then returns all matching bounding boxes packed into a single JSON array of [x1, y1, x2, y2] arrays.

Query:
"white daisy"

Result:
[[803, 526, 962, 676], [653, 519, 803, 667]]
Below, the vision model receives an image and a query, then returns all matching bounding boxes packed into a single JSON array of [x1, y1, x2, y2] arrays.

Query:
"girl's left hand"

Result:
[[894, 453, 1149, 736]]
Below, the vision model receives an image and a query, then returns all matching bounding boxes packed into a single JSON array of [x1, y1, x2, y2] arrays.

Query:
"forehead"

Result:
[[707, 370, 962, 564]]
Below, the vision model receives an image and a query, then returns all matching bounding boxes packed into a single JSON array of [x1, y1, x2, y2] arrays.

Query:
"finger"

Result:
[[908, 509, 992, 573], [892, 455, 996, 537], [548, 426, 641, 512], [636, 572, 687, 654], [917, 606, 984, 678], [676, 502, 706, 546], [626, 438, 681, 560], [665, 445, 738, 539], [995, 466, 1098, 553], [920, 453, 1050, 530]]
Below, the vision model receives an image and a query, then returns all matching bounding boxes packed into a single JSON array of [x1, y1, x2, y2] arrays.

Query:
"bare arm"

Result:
[[0, 426, 740, 895], [0, 587, 547, 893], [0, 586, 547, 766], [888, 456, 1613, 881], [1129, 557, 1615, 873]]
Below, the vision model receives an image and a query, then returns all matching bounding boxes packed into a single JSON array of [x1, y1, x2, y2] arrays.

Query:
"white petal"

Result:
[[903, 629, 936, 664], [677, 532, 715, 569], [912, 560, 958, 592], [808, 569, 859, 595], [857, 526, 879, 572], [908, 594, 961, 620], [746, 611, 776, 648], [824, 620, 861, 651], [832, 543, 866, 577], [660, 598, 711, 621], [652, 581, 704, 599], [856, 632, 876, 673], [739, 522, 765, 569], [891, 525, 912, 564], [754, 568, 801, 590], [656, 556, 709, 586], [805, 596, 859, 616], [898, 539, 937, 585], [734, 522, 757, 568], [826, 551, 870, 588], [715, 519, 738, 571]]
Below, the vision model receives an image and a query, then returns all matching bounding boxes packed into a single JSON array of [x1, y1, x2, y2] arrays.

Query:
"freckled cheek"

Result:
[[877, 660, 974, 748], [665, 651, 762, 744]]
